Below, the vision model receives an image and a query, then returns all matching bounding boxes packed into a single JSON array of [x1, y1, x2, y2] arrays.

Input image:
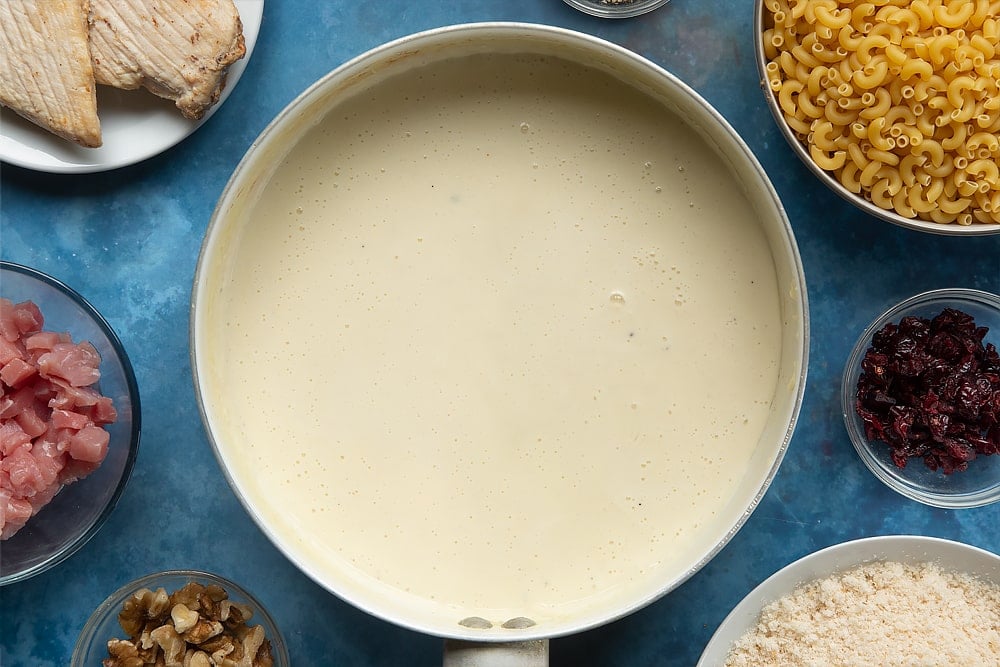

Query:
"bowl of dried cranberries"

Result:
[[842, 288, 1000, 508]]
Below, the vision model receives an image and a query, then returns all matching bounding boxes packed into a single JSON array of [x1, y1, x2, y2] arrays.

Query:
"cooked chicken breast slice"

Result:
[[0, 0, 101, 147], [88, 0, 246, 120]]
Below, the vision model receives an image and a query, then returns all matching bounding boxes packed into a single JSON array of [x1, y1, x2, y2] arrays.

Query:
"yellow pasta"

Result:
[[762, 0, 1000, 225], [934, 2, 975, 29], [810, 119, 841, 150], [841, 161, 864, 192], [810, 144, 848, 170]]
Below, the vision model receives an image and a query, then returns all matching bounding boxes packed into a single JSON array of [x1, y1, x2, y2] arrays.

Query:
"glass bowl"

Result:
[[563, 0, 669, 19], [753, 2, 1000, 236], [841, 288, 1000, 508], [71, 570, 290, 667], [0, 261, 141, 584], [697, 535, 1000, 665]]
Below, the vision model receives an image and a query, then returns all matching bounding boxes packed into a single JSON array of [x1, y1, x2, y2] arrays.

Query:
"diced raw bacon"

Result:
[[44, 426, 75, 454], [48, 381, 102, 410], [89, 396, 118, 424], [1, 357, 37, 387], [0, 299, 20, 343], [11, 301, 43, 336], [52, 409, 89, 431], [30, 440, 66, 488], [0, 384, 37, 420], [0, 299, 118, 539], [0, 337, 24, 366], [0, 420, 31, 456], [38, 341, 101, 387], [3, 444, 44, 498], [1, 491, 33, 540], [0, 299, 44, 343], [68, 425, 109, 463], [25, 331, 64, 353], [14, 402, 47, 438]]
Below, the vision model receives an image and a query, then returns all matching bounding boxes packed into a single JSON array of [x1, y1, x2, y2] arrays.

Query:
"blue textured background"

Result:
[[1, 1, 998, 665]]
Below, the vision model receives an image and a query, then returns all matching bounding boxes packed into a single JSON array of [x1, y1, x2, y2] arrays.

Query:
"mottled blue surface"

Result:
[[1, 2, 998, 666]]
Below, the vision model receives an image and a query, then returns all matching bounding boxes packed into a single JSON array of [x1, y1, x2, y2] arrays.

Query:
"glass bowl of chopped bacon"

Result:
[[0, 261, 140, 584], [842, 288, 1000, 509]]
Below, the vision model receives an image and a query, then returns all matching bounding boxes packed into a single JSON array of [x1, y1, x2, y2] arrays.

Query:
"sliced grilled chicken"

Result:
[[88, 0, 246, 120], [0, 0, 101, 147]]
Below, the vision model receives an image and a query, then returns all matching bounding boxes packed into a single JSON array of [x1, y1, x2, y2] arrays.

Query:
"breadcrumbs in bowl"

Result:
[[696, 535, 1000, 667], [0, 261, 140, 585], [754, 0, 1000, 235], [842, 288, 1000, 509], [71, 570, 290, 667]]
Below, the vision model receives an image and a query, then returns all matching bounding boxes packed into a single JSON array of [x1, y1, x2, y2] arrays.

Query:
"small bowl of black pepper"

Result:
[[842, 288, 1000, 509], [562, 0, 670, 19]]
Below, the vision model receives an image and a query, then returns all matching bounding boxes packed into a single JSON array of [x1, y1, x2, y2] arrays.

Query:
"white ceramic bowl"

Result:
[[0, 262, 141, 585], [842, 288, 1000, 509], [697, 535, 1000, 665], [753, 2, 1000, 235]]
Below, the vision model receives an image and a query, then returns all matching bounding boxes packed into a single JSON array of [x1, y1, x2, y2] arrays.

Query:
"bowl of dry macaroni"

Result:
[[755, 0, 1000, 235]]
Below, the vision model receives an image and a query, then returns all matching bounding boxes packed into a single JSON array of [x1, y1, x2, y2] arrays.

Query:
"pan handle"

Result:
[[443, 640, 550, 667]]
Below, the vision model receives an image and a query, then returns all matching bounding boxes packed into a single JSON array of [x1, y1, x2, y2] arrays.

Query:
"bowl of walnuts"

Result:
[[71, 570, 290, 667], [755, 0, 1000, 235]]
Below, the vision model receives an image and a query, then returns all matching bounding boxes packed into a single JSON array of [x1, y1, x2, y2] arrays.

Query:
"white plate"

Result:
[[696, 535, 1000, 665], [0, 0, 263, 173]]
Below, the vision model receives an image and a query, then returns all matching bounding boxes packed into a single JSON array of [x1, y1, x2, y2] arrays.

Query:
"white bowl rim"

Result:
[[696, 534, 1000, 666]]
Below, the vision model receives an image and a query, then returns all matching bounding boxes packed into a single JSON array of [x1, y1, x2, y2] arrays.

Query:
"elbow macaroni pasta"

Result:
[[763, 0, 1000, 225]]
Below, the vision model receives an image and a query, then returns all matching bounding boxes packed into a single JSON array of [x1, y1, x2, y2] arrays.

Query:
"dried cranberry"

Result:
[[855, 307, 1000, 474]]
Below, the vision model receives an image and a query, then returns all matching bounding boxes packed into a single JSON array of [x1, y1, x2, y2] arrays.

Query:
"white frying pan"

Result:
[[191, 23, 808, 665]]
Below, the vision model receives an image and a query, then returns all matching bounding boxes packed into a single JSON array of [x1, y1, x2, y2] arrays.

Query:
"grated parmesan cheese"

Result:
[[724, 561, 1000, 667]]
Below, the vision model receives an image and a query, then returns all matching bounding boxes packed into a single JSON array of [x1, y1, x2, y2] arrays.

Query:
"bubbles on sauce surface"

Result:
[[213, 50, 784, 623]]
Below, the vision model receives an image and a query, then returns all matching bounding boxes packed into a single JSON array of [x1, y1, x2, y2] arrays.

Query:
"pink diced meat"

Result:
[[0, 420, 31, 456], [68, 425, 110, 464], [14, 403, 48, 438], [0, 299, 118, 539], [1, 357, 37, 387], [3, 444, 45, 498], [0, 384, 37, 420], [1, 489, 34, 540], [24, 330, 64, 353], [38, 341, 101, 387], [52, 409, 89, 431], [0, 299, 43, 342], [0, 337, 24, 366], [89, 396, 118, 424]]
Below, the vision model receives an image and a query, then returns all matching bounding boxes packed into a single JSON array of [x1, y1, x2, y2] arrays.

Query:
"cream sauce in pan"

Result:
[[208, 52, 783, 628]]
